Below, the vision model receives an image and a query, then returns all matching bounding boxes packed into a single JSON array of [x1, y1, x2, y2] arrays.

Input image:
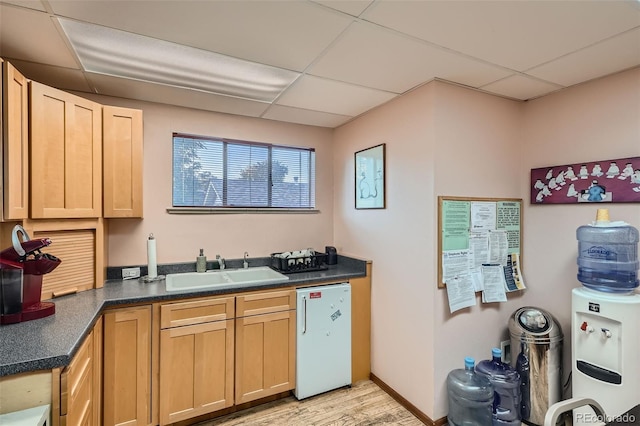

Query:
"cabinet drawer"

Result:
[[60, 332, 93, 415], [161, 296, 234, 329], [62, 362, 92, 426], [236, 289, 296, 318]]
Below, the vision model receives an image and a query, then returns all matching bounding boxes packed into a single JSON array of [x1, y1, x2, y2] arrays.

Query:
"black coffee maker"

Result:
[[325, 246, 338, 265]]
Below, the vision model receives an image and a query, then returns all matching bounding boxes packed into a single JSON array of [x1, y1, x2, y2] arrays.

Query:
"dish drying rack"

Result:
[[270, 249, 328, 273]]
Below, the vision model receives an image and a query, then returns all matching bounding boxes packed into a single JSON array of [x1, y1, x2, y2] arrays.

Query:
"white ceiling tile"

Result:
[[364, 1, 640, 71], [310, 21, 513, 93], [3, 0, 638, 128], [263, 104, 352, 128], [87, 73, 270, 118], [527, 28, 640, 87], [6, 59, 91, 92], [0, 0, 46, 12], [276, 75, 396, 117], [0, 3, 78, 68], [481, 75, 563, 101], [312, 0, 373, 17], [48, 0, 353, 71]]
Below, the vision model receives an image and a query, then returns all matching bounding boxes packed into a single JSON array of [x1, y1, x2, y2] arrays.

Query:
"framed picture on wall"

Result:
[[531, 156, 640, 204], [355, 143, 386, 209]]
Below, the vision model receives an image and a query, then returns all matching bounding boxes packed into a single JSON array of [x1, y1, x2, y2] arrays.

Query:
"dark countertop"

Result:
[[0, 257, 366, 377]]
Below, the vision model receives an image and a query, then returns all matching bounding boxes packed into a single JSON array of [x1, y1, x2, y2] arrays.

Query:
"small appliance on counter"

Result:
[[0, 225, 61, 325], [325, 246, 338, 265]]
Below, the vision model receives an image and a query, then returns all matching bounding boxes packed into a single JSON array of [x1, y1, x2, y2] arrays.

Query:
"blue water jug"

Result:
[[447, 357, 494, 426], [576, 209, 639, 293], [475, 348, 521, 426]]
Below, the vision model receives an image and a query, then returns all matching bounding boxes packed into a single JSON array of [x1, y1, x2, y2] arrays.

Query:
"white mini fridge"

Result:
[[294, 283, 351, 400]]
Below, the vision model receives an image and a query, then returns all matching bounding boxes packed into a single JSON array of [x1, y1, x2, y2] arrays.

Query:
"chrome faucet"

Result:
[[216, 254, 225, 270], [243, 252, 249, 269]]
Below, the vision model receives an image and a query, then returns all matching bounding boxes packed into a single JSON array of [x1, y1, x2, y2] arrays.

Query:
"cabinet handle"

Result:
[[53, 287, 78, 298], [302, 296, 307, 335]]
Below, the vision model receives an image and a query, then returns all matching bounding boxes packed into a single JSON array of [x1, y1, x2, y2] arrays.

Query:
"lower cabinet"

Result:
[[235, 289, 296, 404], [158, 297, 235, 425], [96, 285, 337, 425], [58, 316, 102, 426], [103, 305, 151, 426]]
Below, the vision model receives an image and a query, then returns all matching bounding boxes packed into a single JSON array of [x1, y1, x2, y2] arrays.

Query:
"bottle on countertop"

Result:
[[447, 357, 494, 426], [196, 248, 207, 273]]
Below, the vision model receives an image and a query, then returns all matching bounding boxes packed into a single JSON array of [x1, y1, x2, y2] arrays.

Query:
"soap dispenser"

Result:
[[196, 249, 207, 273]]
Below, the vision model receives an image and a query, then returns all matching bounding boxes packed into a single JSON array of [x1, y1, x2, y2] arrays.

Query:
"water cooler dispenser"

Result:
[[571, 209, 640, 425]]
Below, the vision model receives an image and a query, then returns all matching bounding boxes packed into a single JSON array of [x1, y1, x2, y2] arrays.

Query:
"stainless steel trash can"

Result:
[[509, 307, 563, 426]]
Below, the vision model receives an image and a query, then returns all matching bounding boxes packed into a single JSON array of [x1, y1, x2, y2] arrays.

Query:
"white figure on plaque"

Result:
[[534, 179, 545, 190], [555, 170, 566, 186], [591, 163, 603, 177], [536, 185, 552, 203], [565, 166, 578, 181], [548, 177, 558, 190], [578, 165, 589, 179], [632, 169, 640, 192], [606, 162, 620, 178], [618, 162, 634, 180], [566, 183, 578, 198], [545, 169, 554, 180]]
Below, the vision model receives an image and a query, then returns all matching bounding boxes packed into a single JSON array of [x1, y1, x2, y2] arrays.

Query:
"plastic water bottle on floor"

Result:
[[475, 348, 521, 426], [446, 357, 494, 426]]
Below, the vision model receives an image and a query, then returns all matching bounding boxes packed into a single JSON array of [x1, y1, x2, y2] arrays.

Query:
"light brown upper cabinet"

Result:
[[29, 81, 102, 219], [103, 106, 143, 218], [1, 60, 29, 221]]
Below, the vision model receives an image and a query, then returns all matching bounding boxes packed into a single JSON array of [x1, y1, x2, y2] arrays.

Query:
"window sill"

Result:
[[166, 207, 320, 215]]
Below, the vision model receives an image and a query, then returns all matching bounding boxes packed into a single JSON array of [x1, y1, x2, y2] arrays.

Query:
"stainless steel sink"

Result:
[[165, 266, 288, 292]]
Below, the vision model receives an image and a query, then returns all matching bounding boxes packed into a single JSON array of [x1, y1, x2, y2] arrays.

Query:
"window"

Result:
[[172, 134, 316, 209]]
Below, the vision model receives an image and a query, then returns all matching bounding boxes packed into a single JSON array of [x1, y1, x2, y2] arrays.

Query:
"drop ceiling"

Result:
[[1, 0, 639, 128]]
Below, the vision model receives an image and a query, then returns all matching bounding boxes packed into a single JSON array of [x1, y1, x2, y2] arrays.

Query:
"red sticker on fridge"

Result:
[[310, 292, 321, 299]]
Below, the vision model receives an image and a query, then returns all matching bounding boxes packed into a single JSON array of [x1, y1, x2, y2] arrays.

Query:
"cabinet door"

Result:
[[61, 327, 94, 426], [103, 106, 143, 218], [30, 81, 102, 218], [2, 61, 29, 220], [235, 310, 296, 404], [103, 306, 151, 426], [159, 319, 234, 425]]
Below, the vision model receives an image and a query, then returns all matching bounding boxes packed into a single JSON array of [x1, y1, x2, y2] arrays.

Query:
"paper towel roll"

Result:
[[147, 234, 158, 278]]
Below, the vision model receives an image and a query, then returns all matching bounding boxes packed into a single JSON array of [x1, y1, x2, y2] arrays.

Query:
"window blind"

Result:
[[172, 134, 316, 209]]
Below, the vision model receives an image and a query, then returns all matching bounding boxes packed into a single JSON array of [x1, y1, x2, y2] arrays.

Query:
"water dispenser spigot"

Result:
[[580, 321, 594, 333]]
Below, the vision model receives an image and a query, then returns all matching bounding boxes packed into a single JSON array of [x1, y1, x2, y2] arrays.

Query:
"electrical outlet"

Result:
[[122, 267, 141, 280], [500, 340, 511, 365]]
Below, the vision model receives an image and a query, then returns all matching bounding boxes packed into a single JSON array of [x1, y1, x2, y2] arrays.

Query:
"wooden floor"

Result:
[[195, 380, 424, 426]]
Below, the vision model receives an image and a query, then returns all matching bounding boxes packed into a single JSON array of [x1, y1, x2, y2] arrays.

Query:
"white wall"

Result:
[[333, 67, 639, 421], [86, 66, 639, 421], [432, 82, 523, 418], [520, 67, 640, 385], [333, 83, 439, 416], [81, 95, 335, 266]]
